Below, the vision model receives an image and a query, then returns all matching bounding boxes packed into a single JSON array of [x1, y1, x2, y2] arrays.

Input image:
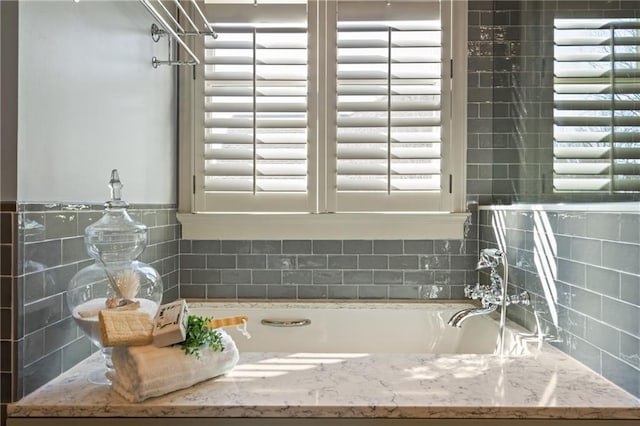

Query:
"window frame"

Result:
[[178, 0, 469, 239]]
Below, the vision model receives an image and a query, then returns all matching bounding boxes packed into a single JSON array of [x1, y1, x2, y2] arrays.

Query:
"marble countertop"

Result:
[[8, 345, 640, 420]]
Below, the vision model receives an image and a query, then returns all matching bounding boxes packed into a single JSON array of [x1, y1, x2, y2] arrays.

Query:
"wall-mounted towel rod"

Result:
[[139, 0, 217, 68]]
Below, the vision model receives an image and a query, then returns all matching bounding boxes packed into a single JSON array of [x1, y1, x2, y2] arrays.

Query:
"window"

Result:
[[553, 18, 640, 194], [333, 4, 448, 212], [179, 0, 468, 239]]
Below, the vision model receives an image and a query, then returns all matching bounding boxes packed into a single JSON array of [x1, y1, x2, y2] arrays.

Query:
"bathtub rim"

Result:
[[186, 298, 485, 310], [185, 298, 544, 357]]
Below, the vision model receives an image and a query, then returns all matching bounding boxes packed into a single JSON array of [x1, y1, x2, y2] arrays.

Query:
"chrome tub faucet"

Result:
[[448, 248, 530, 354]]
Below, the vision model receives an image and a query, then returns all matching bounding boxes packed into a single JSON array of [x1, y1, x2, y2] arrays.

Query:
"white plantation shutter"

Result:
[[203, 28, 307, 192], [198, 2, 311, 212], [194, 0, 458, 214], [553, 18, 640, 193], [331, 0, 450, 211]]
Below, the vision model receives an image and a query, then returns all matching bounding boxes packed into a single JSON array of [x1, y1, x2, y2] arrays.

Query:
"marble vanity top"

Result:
[[8, 345, 640, 420]]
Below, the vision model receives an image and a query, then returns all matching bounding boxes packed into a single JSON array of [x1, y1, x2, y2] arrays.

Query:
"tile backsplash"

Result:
[[479, 207, 640, 398], [14, 204, 180, 398], [0, 205, 16, 425], [179, 236, 478, 301]]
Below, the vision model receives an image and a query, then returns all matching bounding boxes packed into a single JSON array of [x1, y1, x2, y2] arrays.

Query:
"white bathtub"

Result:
[[188, 301, 530, 356]]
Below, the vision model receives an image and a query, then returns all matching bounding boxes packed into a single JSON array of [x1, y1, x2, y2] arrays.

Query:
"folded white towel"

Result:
[[107, 329, 238, 402]]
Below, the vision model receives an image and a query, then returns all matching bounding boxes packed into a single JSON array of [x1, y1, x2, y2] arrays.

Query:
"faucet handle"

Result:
[[508, 291, 530, 306], [464, 283, 482, 299], [463, 284, 474, 298]]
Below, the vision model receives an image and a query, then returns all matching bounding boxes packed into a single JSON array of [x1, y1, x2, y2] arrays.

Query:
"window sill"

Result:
[[177, 212, 471, 240]]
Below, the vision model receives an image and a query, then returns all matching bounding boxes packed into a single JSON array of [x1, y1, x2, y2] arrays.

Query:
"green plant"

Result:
[[180, 315, 224, 359]]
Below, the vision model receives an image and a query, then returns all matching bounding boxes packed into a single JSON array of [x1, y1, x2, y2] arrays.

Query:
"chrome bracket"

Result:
[[141, 0, 204, 68], [150, 24, 198, 69], [151, 23, 165, 43]]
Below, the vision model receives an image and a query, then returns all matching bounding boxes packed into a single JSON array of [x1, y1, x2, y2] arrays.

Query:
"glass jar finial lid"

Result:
[[85, 169, 147, 262]]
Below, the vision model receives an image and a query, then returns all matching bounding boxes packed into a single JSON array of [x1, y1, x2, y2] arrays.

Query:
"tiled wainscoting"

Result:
[[479, 206, 640, 398], [12, 204, 180, 400], [0, 205, 16, 424], [179, 235, 479, 301]]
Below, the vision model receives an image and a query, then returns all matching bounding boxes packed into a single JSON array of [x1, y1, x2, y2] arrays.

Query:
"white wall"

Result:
[[18, 0, 176, 204]]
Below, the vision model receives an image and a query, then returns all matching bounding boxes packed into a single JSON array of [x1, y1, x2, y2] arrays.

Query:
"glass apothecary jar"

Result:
[[67, 170, 163, 384]]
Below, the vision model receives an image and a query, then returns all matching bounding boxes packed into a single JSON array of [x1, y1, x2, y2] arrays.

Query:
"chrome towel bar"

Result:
[[140, 0, 216, 68]]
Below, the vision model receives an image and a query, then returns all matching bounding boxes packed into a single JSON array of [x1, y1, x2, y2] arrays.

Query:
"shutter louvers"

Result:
[[336, 19, 442, 193], [554, 18, 640, 193], [203, 26, 308, 194]]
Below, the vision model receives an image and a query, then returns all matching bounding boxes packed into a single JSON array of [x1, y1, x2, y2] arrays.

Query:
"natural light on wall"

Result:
[[491, 209, 506, 253], [532, 208, 558, 328]]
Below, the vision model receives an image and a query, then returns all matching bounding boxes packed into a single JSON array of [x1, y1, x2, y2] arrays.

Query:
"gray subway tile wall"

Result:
[[179, 238, 479, 300], [479, 207, 640, 398], [14, 204, 180, 399], [0, 205, 16, 425], [466, 0, 495, 206], [490, 0, 640, 204]]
